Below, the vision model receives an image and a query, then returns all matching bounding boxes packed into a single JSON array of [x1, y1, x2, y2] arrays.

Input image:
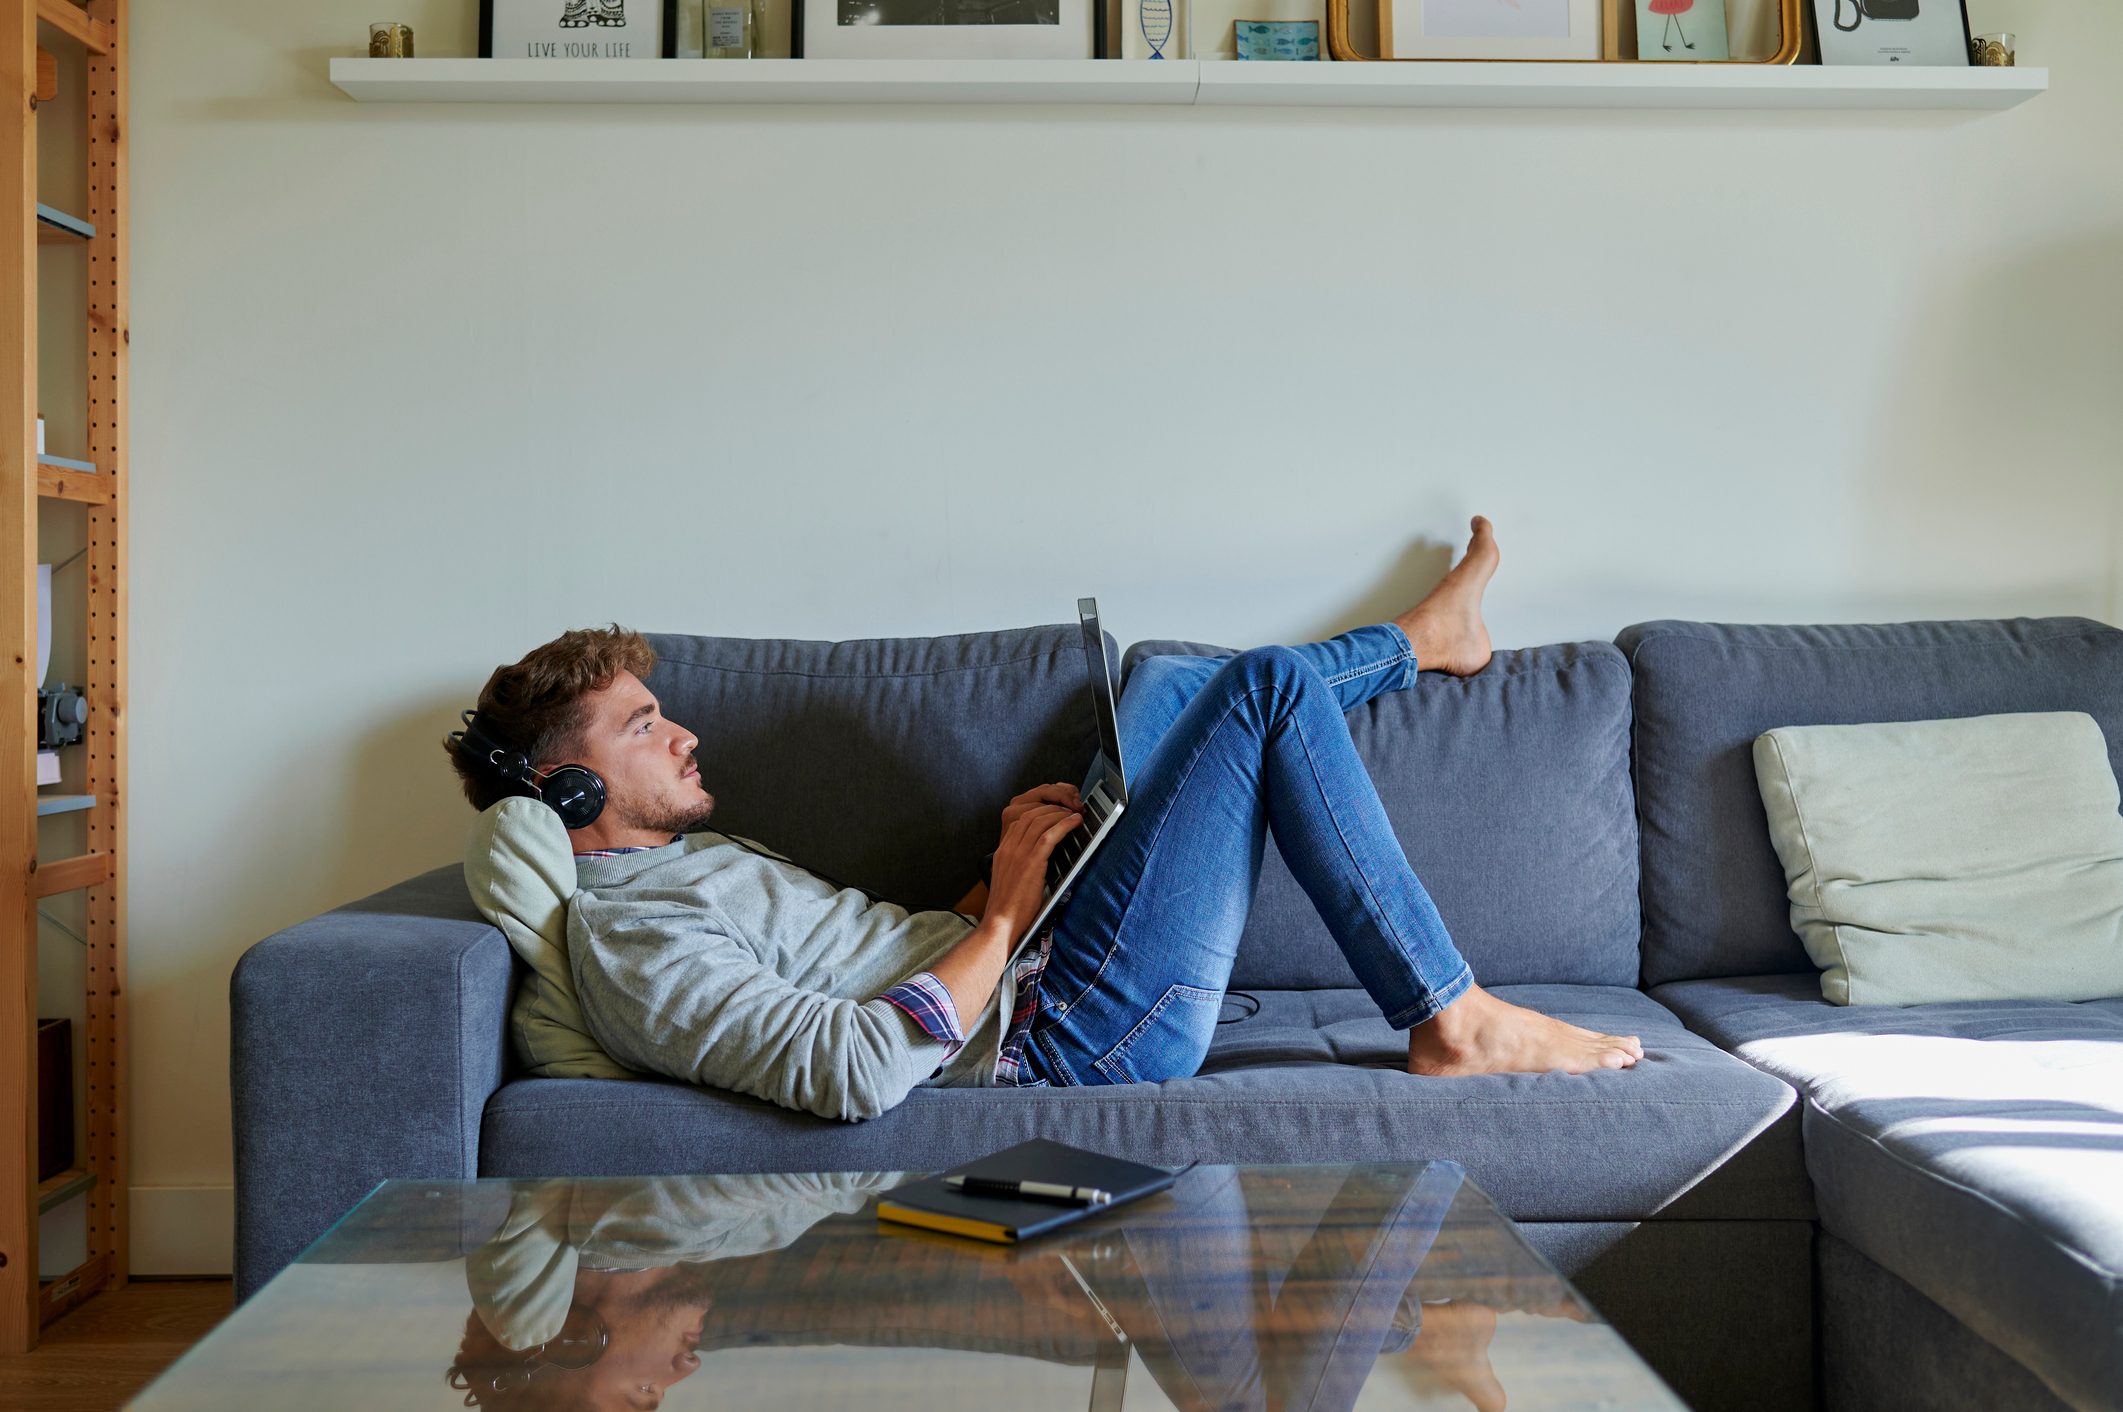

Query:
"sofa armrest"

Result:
[[229, 864, 513, 1301]]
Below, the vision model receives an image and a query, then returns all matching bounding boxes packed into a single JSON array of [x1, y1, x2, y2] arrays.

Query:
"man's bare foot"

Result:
[[1407, 1301, 1508, 1412], [1408, 984, 1643, 1077], [1393, 516, 1499, 677]]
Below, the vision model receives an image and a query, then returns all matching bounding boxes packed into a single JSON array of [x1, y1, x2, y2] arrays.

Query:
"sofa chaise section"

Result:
[[1620, 616, 2123, 1412], [1660, 975, 2123, 1412]]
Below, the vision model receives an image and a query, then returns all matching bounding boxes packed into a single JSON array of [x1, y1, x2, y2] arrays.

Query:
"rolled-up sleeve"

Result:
[[876, 972, 966, 1066]]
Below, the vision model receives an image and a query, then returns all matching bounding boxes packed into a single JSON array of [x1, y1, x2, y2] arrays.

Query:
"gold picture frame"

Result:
[[1328, 0, 1802, 64]]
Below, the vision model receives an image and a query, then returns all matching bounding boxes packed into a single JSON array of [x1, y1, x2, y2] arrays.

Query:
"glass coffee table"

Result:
[[139, 1162, 1685, 1410]]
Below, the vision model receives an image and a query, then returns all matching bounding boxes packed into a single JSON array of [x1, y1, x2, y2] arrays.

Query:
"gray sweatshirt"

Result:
[[569, 832, 1010, 1122]]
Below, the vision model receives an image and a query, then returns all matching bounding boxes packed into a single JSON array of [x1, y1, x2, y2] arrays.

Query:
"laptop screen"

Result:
[[1077, 597, 1127, 799]]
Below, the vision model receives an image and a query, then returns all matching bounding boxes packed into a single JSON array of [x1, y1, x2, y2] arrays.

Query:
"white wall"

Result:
[[128, 0, 2122, 1273]]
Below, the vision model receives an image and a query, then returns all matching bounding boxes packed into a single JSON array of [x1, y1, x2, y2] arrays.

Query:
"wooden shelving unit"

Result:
[[3, 0, 126, 1354], [327, 56, 2048, 110]]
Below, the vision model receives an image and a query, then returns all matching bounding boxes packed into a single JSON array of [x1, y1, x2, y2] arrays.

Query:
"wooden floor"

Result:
[[0, 1281, 232, 1411]]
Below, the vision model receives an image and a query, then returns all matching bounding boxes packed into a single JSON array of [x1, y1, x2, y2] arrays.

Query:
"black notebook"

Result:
[[877, 1139, 1185, 1244]]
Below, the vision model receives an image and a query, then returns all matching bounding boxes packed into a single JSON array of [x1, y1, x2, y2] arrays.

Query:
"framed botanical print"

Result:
[[1337, 0, 1800, 62], [480, 0, 669, 58], [1381, 0, 1601, 60]]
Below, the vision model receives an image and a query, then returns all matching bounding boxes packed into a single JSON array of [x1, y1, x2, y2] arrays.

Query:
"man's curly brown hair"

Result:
[[445, 625, 657, 811]]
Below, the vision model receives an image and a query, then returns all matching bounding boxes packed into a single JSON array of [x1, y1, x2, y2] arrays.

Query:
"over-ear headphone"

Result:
[[449, 709, 608, 831]]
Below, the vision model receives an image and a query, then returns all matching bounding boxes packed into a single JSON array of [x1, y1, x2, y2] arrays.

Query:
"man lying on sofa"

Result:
[[444, 517, 1642, 1122]]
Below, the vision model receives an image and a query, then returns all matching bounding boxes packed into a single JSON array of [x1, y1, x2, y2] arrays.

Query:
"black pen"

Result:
[[944, 1175, 1112, 1206]]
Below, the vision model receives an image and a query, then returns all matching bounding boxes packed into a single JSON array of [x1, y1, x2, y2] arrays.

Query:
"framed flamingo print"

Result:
[[1380, 0, 1601, 58], [1633, 0, 1728, 56]]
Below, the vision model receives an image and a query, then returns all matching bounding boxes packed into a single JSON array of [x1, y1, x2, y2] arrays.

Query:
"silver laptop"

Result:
[[1012, 598, 1130, 949]]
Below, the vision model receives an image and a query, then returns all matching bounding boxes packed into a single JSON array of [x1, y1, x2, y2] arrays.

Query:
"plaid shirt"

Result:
[[993, 924, 1055, 1086], [878, 922, 1057, 1083], [876, 971, 967, 1067]]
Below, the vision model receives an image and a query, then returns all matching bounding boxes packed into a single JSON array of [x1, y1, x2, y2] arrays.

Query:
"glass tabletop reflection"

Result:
[[136, 1163, 1684, 1411]]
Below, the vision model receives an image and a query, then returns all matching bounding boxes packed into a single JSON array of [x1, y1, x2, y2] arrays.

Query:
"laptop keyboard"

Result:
[[1046, 779, 1118, 890]]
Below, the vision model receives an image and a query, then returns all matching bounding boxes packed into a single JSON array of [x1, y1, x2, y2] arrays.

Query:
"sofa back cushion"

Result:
[[1122, 640, 1641, 989], [1617, 617, 2123, 988], [643, 626, 1106, 912]]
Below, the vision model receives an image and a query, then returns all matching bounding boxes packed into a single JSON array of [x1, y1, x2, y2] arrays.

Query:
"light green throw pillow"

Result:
[[464, 798, 637, 1079], [1752, 712, 2123, 1007]]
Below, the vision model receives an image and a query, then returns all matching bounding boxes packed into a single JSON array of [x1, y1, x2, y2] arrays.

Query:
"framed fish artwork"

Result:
[[1122, 0, 1183, 56]]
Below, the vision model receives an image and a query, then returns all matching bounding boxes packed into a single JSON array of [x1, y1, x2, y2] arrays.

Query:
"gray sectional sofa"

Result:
[[230, 616, 2123, 1412]]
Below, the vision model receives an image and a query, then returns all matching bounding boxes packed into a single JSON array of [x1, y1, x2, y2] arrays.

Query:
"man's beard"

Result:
[[625, 1259, 722, 1316], [617, 788, 717, 838]]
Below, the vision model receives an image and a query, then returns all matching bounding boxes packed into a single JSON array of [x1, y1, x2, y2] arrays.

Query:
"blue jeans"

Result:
[[1024, 624, 1476, 1087]]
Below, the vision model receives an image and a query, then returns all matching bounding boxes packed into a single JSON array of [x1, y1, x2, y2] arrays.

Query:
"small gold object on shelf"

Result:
[[1970, 32, 2014, 67], [368, 22, 416, 57]]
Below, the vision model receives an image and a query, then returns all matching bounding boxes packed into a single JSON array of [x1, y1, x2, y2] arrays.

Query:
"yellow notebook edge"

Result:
[[877, 1200, 1019, 1244]]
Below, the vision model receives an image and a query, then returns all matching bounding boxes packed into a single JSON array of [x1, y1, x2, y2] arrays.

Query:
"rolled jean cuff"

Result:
[[1383, 962, 1475, 1031], [1380, 622, 1420, 687]]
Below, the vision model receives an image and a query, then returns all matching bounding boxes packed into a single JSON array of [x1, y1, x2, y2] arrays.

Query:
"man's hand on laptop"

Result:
[[986, 787, 1083, 942], [1000, 782, 1079, 830], [927, 786, 1083, 1032]]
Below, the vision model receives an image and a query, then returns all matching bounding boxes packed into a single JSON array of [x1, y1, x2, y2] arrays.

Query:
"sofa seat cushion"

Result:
[[1657, 974, 2123, 1412], [480, 984, 1807, 1224], [1123, 640, 1641, 991], [1617, 617, 2123, 988]]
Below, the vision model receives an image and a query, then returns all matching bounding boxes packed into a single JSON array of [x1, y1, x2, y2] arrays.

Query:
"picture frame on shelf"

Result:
[[1119, 0, 1183, 56], [479, 0, 670, 57], [1631, 0, 1729, 59], [1380, 0, 1602, 61], [803, 0, 1098, 57], [1329, 0, 1799, 62], [1601, 0, 1804, 60], [1193, 0, 1326, 58], [1811, 0, 1967, 65]]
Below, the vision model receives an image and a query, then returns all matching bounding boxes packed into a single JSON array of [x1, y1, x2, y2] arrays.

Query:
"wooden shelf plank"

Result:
[[36, 467, 107, 501], [32, 850, 111, 897], [37, 1250, 111, 1327], [36, 1168, 94, 1213], [325, 56, 2049, 110], [36, 457, 106, 502], [34, 0, 108, 55]]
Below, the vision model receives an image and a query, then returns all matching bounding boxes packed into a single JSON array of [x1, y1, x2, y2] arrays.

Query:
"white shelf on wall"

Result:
[[326, 57, 2047, 110], [1191, 59, 2046, 108], [329, 57, 1196, 105]]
